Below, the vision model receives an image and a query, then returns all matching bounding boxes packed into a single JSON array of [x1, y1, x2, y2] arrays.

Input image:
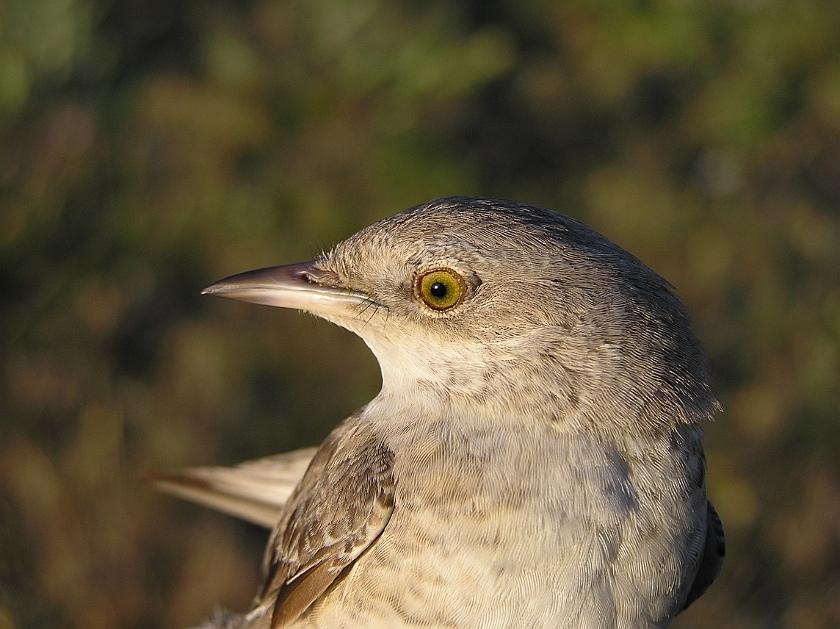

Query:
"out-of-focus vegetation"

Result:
[[0, 0, 838, 627]]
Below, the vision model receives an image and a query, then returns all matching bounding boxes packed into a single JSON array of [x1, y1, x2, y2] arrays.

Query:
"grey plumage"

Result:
[[156, 197, 724, 628]]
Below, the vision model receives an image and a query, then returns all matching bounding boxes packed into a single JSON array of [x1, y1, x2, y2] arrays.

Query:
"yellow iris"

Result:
[[416, 269, 464, 310]]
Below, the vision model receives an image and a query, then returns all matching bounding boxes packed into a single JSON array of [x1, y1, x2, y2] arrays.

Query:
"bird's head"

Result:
[[204, 197, 718, 438]]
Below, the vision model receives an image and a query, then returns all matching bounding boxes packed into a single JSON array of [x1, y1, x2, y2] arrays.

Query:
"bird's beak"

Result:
[[202, 261, 369, 320]]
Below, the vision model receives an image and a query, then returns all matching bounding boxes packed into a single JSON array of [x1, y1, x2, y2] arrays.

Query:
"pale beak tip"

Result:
[[202, 276, 247, 297], [201, 274, 247, 299], [201, 281, 227, 296]]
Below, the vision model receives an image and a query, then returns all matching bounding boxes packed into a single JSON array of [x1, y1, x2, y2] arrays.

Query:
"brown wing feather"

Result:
[[681, 500, 725, 611], [255, 412, 395, 628], [271, 562, 342, 627]]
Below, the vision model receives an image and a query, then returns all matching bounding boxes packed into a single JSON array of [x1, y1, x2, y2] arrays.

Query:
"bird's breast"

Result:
[[302, 424, 631, 628], [299, 418, 707, 629]]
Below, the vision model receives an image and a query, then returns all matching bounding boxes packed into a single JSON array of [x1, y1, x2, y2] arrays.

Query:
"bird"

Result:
[[152, 196, 724, 629]]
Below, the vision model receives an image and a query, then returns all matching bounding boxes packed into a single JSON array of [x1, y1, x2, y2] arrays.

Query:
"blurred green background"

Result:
[[1, 0, 839, 627]]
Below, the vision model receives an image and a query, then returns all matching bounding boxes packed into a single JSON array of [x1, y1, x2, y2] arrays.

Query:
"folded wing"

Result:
[[260, 417, 395, 628], [681, 500, 726, 611]]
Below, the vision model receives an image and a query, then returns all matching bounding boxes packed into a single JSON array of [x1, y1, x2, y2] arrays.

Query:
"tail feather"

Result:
[[147, 448, 317, 528]]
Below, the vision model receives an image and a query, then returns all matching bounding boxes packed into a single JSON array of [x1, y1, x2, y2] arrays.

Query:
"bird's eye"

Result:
[[416, 269, 464, 310]]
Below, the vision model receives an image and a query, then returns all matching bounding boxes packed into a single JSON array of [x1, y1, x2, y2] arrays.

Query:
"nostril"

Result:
[[299, 270, 323, 285]]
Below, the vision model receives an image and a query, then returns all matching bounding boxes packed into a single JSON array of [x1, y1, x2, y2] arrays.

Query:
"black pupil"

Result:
[[429, 281, 447, 298]]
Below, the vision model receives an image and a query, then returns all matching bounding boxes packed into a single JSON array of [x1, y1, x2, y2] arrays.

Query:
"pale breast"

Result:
[[294, 421, 707, 629]]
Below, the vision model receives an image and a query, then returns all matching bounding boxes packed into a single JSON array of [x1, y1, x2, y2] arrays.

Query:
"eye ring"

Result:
[[415, 269, 466, 311]]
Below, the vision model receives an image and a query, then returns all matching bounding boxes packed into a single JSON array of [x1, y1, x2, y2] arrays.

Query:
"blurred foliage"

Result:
[[0, 0, 839, 627]]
